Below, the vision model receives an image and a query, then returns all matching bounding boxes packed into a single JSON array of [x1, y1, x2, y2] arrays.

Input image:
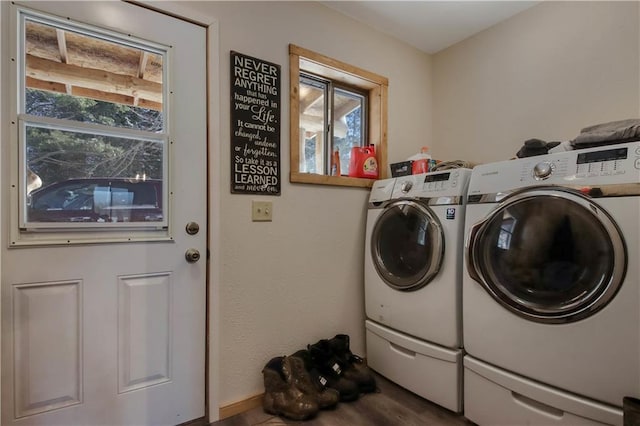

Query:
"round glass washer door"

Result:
[[371, 199, 444, 291], [467, 187, 627, 323]]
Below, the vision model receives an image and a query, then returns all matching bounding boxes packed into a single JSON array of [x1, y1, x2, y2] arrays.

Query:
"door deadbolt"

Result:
[[185, 248, 201, 263], [185, 221, 200, 235]]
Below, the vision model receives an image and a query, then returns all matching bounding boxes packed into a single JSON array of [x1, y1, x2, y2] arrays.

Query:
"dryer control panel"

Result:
[[527, 145, 632, 182], [393, 169, 472, 199], [468, 141, 640, 195]]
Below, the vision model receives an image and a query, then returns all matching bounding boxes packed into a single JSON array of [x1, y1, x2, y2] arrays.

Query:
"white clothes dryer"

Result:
[[364, 169, 472, 413], [462, 141, 640, 426]]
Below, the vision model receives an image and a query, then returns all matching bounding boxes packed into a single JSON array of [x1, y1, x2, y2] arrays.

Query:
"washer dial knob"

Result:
[[533, 161, 553, 180], [401, 180, 413, 193]]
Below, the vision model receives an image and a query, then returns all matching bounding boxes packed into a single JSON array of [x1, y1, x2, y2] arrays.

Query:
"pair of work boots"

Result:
[[306, 335, 377, 401], [261, 334, 376, 420]]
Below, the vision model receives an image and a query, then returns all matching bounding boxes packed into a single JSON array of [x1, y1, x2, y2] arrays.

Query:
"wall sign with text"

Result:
[[230, 51, 281, 195]]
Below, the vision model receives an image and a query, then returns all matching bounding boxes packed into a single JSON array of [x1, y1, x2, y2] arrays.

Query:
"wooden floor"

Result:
[[211, 372, 475, 426]]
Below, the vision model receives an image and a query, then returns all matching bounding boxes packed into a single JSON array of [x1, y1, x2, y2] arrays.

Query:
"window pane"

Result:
[[24, 19, 164, 131], [25, 123, 164, 224], [333, 89, 365, 176], [303, 135, 318, 174], [19, 13, 169, 229], [299, 77, 326, 173], [291, 45, 387, 186]]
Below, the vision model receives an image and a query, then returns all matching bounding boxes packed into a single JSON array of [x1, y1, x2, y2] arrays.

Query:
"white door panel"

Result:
[[1, 2, 206, 425]]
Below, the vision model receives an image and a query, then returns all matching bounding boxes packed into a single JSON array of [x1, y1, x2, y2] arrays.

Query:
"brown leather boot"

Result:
[[290, 349, 340, 409], [262, 356, 318, 420]]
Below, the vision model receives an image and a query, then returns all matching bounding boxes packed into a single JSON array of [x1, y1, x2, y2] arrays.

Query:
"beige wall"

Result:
[[154, 0, 640, 420], [155, 1, 433, 415], [433, 1, 640, 164]]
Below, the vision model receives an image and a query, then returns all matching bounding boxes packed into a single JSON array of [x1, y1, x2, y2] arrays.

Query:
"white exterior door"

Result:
[[1, 2, 207, 425]]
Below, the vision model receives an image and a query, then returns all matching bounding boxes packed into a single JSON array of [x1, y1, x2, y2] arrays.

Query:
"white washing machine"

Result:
[[364, 169, 472, 413], [463, 141, 640, 426]]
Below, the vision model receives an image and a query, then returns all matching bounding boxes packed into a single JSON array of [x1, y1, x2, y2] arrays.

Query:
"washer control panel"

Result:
[[368, 177, 396, 203], [393, 168, 472, 199]]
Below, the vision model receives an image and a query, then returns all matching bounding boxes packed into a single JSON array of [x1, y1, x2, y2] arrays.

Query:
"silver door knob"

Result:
[[185, 248, 201, 263], [185, 221, 200, 235]]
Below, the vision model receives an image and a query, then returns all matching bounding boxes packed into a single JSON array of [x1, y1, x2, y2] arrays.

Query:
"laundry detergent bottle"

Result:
[[408, 146, 432, 174], [348, 144, 379, 179], [331, 147, 341, 176]]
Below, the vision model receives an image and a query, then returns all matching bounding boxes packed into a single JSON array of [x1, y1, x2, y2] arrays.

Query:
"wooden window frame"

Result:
[[289, 44, 388, 188]]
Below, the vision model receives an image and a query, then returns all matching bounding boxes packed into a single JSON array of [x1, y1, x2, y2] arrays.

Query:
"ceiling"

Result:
[[24, 1, 542, 113], [322, 1, 541, 54]]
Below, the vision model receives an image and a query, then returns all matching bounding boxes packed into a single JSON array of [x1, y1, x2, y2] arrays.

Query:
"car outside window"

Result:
[[28, 178, 162, 223]]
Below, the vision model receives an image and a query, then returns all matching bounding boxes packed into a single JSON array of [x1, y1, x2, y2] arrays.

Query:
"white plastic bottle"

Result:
[[408, 146, 432, 174]]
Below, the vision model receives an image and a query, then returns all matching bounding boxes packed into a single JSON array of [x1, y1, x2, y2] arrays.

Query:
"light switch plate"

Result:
[[252, 201, 272, 222]]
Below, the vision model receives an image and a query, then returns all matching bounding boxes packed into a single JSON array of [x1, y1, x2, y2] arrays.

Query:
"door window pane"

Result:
[[26, 124, 164, 184], [25, 122, 164, 224], [20, 12, 168, 229], [24, 20, 164, 129]]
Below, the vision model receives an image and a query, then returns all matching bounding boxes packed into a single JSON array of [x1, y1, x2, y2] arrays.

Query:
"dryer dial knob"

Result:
[[401, 180, 413, 192], [533, 161, 553, 179]]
